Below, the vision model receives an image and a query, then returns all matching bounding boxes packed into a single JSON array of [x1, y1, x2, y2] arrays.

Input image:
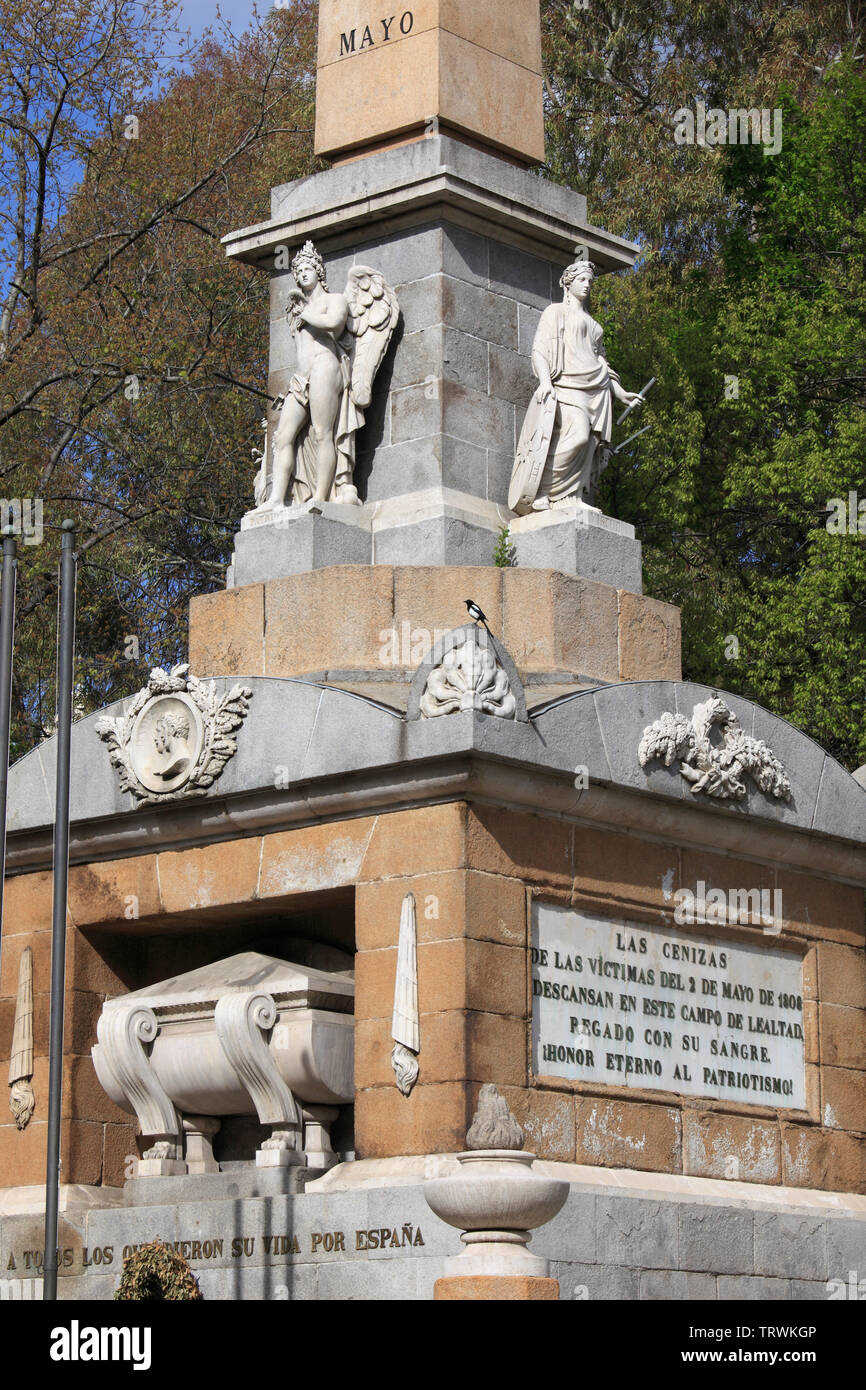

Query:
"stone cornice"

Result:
[[7, 750, 866, 887]]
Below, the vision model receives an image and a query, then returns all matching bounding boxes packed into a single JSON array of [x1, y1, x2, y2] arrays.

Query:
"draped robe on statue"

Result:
[[531, 301, 619, 506]]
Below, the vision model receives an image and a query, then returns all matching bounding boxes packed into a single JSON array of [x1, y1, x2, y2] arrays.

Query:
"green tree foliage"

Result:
[[0, 0, 318, 755], [4, 0, 866, 772], [542, 2, 866, 766]]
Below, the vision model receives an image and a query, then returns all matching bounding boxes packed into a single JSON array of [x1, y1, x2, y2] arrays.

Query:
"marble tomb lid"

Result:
[[104, 950, 354, 1020]]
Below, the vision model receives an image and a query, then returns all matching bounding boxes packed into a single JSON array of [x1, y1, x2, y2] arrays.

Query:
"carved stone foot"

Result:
[[256, 1126, 304, 1168], [137, 1138, 187, 1178]]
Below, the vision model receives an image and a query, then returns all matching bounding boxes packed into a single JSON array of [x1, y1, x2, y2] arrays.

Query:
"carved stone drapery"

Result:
[[391, 893, 420, 1096], [214, 991, 302, 1164], [8, 947, 35, 1130], [639, 695, 793, 804]]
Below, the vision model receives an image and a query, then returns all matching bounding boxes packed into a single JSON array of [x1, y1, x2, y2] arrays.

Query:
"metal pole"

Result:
[[0, 527, 18, 977], [43, 521, 77, 1301]]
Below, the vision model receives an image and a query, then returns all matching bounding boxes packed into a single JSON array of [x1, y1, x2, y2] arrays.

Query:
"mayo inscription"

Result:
[[531, 904, 806, 1108], [338, 11, 415, 56]]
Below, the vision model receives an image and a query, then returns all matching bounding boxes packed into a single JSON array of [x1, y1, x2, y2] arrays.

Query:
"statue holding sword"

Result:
[[508, 258, 653, 515]]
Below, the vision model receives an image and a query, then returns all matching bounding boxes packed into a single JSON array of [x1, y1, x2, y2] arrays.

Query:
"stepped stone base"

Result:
[[230, 495, 642, 593], [190, 564, 682, 710], [2, 1162, 863, 1301]]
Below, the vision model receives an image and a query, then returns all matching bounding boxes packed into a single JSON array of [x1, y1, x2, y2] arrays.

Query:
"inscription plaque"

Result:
[[531, 903, 806, 1109]]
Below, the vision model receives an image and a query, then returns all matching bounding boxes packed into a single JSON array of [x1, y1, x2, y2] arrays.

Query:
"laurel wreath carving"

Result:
[[639, 695, 792, 804], [95, 664, 253, 804]]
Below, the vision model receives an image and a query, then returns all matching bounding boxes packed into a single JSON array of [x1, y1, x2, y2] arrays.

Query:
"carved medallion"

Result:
[[95, 664, 253, 804], [639, 695, 792, 803]]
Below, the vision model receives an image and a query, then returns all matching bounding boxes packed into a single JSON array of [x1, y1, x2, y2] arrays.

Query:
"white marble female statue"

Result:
[[508, 260, 644, 515], [258, 242, 399, 509]]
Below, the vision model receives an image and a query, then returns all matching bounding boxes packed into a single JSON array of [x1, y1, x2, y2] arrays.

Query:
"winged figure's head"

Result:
[[291, 240, 327, 289]]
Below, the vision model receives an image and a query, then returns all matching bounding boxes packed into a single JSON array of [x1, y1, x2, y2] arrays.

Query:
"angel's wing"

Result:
[[344, 266, 400, 408]]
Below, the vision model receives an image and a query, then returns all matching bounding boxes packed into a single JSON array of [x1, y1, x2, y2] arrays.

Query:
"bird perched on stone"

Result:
[[464, 599, 492, 635]]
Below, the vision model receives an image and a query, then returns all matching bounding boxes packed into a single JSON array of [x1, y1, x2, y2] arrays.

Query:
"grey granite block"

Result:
[[717, 1274, 792, 1300], [395, 275, 443, 333], [489, 241, 554, 309], [360, 434, 491, 502], [365, 1184, 460, 1259], [754, 1211, 828, 1281], [826, 1216, 866, 1278], [441, 223, 490, 288], [789, 1278, 834, 1301], [814, 753, 866, 843], [441, 278, 518, 350], [268, 310, 295, 377], [487, 449, 516, 504], [299, 686, 403, 783], [510, 511, 643, 592], [744, 707, 829, 833], [591, 681, 687, 802], [519, 302, 543, 355], [679, 1204, 755, 1276], [231, 511, 372, 587], [316, 1255, 437, 1301], [216, 681, 324, 799], [489, 343, 535, 408], [597, 1195, 678, 1270], [350, 223, 444, 292], [441, 381, 516, 452], [530, 690, 611, 785], [552, 1260, 641, 1300], [533, 1193, 597, 1264], [372, 515, 501, 568], [640, 1269, 717, 1300], [84, 1201, 180, 1255], [195, 1261, 319, 1301], [390, 323, 488, 394], [4, 746, 54, 832], [390, 382, 442, 445]]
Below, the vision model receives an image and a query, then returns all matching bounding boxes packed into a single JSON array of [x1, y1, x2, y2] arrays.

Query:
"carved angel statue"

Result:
[[639, 695, 792, 803], [257, 241, 399, 509]]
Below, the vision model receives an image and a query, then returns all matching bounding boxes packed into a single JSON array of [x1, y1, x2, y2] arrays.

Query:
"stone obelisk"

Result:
[[219, 0, 644, 591]]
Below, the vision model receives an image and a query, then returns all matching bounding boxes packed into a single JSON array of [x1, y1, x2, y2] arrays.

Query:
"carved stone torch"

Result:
[[424, 1086, 568, 1300]]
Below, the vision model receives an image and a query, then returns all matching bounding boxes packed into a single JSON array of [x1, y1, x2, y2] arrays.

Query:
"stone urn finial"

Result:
[[424, 1086, 568, 1285]]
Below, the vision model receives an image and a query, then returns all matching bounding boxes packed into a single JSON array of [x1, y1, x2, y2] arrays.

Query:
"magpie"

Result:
[[464, 599, 492, 635]]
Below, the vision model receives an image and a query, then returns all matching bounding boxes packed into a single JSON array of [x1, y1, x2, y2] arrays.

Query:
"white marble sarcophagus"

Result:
[[92, 951, 354, 1177]]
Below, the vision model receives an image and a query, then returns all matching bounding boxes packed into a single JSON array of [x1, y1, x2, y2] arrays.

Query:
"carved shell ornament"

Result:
[[420, 635, 517, 720], [639, 695, 792, 804], [95, 664, 253, 804]]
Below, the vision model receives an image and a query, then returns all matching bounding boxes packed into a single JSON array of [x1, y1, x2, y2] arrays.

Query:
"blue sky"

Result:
[[176, 0, 261, 40]]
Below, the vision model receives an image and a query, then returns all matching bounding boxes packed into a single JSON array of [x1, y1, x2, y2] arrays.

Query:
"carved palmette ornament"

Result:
[[639, 695, 792, 804], [8, 947, 35, 1130], [95, 664, 252, 804], [391, 893, 420, 1096], [420, 633, 517, 720]]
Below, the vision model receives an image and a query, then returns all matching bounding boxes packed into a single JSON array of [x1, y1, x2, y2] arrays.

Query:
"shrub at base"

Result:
[[114, 1241, 203, 1301]]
